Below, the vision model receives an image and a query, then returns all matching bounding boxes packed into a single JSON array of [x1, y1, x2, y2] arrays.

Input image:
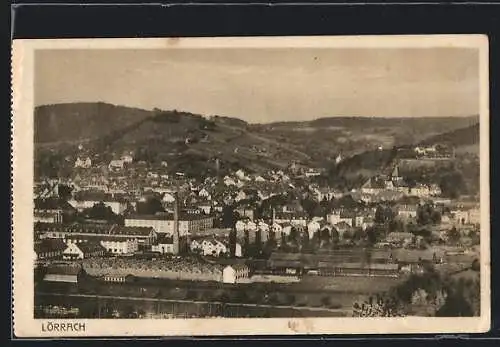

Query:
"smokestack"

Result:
[[173, 191, 180, 255], [215, 158, 220, 177]]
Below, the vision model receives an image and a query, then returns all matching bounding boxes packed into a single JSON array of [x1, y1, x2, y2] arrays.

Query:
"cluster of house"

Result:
[[232, 197, 480, 250], [34, 213, 241, 261], [34, 223, 157, 260], [190, 237, 242, 257], [356, 165, 442, 203], [413, 144, 453, 159]]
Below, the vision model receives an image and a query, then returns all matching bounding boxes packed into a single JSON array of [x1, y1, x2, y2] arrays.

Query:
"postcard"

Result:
[[11, 35, 490, 337]]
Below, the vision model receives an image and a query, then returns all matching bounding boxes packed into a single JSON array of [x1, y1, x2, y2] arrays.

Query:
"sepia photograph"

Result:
[[11, 36, 490, 336]]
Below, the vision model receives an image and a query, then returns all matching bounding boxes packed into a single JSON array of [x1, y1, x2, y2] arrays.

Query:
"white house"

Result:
[[190, 238, 228, 257], [121, 154, 134, 164], [197, 203, 212, 215], [162, 192, 176, 203], [468, 208, 480, 225], [100, 237, 138, 255], [258, 221, 270, 233], [452, 209, 470, 225], [198, 188, 211, 199], [223, 176, 237, 186], [397, 205, 418, 220], [255, 176, 266, 182], [151, 236, 175, 254], [62, 241, 105, 260], [235, 220, 247, 234], [222, 264, 250, 284], [235, 243, 243, 257], [200, 239, 227, 257], [108, 160, 125, 170], [190, 239, 202, 253], [245, 221, 257, 231], [327, 211, 354, 227], [74, 157, 92, 169], [281, 224, 293, 236], [67, 198, 128, 215], [307, 220, 321, 239], [271, 222, 283, 236], [235, 169, 247, 180]]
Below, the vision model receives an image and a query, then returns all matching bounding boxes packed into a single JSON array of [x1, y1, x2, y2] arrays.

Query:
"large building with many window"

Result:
[[125, 213, 213, 236]]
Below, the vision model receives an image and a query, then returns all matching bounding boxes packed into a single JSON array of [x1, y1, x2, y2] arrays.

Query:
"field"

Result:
[[296, 275, 404, 293]]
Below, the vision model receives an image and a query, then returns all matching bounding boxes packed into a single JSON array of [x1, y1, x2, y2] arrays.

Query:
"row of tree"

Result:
[[353, 266, 480, 317]]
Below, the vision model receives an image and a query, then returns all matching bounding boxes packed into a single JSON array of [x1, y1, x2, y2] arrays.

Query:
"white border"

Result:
[[11, 35, 490, 337]]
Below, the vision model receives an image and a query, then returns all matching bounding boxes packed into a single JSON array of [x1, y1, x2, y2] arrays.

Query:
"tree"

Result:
[[375, 205, 394, 224], [417, 204, 432, 225], [430, 210, 442, 224], [244, 230, 250, 248], [366, 227, 378, 246], [82, 202, 120, 223], [389, 219, 405, 234], [471, 259, 480, 272], [409, 225, 432, 239], [439, 171, 466, 199], [136, 197, 165, 215], [331, 228, 340, 245], [447, 227, 461, 245], [301, 231, 310, 251], [321, 296, 331, 307], [301, 198, 320, 219], [352, 228, 366, 242], [255, 229, 262, 246], [229, 228, 237, 257], [289, 227, 299, 245], [342, 230, 353, 241], [221, 205, 239, 228], [436, 292, 473, 317], [57, 184, 73, 201]]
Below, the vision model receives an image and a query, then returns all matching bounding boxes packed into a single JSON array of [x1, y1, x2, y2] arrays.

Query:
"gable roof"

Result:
[[35, 198, 75, 211], [110, 225, 155, 236], [35, 239, 67, 254], [45, 265, 83, 276], [75, 241, 105, 254]]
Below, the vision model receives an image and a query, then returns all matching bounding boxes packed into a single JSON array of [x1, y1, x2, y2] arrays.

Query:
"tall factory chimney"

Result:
[[215, 158, 220, 177], [173, 191, 180, 255]]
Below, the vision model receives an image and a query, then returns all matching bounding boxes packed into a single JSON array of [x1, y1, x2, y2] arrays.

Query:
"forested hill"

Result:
[[34, 102, 479, 176], [35, 102, 153, 143], [420, 123, 480, 148]]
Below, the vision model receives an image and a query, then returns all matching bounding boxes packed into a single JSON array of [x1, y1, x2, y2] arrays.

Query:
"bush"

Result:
[[329, 303, 342, 309], [321, 296, 331, 307], [471, 259, 480, 272]]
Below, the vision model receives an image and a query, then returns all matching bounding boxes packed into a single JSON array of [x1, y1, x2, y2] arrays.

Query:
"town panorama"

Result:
[[32, 47, 481, 320]]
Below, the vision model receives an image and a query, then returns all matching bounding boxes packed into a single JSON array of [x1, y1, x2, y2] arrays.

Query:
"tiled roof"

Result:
[[45, 265, 82, 276], [35, 239, 67, 254], [126, 213, 212, 221], [110, 225, 155, 236], [155, 234, 174, 244], [64, 223, 114, 234], [35, 198, 75, 211], [73, 190, 127, 202], [76, 241, 105, 254]]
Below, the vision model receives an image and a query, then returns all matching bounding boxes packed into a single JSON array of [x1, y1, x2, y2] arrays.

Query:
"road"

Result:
[[37, 292, 349, 314]]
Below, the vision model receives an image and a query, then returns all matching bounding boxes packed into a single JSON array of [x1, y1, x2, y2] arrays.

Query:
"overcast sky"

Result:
[[35, 48, 479, 123]]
